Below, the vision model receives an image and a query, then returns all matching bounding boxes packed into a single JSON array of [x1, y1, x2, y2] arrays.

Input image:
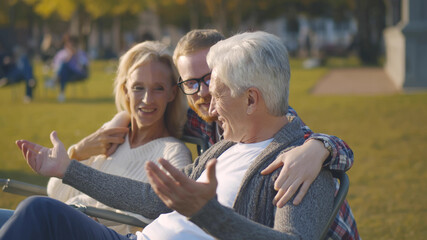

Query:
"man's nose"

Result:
[[208, 98, 216, 117]]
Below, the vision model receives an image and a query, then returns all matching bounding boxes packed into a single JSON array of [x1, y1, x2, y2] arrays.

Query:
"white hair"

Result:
[[207, 31, 290, 116]]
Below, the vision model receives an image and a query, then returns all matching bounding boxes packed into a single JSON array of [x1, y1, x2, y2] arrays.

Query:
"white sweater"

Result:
[[47, 135, 191, 234]]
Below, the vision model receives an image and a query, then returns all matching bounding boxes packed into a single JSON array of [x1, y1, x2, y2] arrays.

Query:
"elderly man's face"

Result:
[[176, 48, 217, 123], [208, 70, 248, 142]]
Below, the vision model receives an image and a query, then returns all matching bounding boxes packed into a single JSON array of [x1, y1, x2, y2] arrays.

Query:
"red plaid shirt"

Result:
[[184, 106, 359, 239]]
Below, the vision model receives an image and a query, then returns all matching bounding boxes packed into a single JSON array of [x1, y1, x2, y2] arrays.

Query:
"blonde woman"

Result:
[[47, 41, 191, 234]]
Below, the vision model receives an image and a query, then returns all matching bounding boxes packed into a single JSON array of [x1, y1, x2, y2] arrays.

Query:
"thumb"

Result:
[[206, 158, 218, 187], [50, 131, 64, 148]]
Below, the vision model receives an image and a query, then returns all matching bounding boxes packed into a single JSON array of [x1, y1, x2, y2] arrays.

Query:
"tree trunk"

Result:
[[356, 0, 386, 65], [112, 16, 121, 56], [188, 0, 199, 29]]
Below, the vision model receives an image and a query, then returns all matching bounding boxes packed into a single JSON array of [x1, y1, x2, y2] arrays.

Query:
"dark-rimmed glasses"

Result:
[[177, 72, 211, 95]]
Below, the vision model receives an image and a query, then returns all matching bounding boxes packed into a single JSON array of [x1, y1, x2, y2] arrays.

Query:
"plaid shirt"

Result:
[[184, 108, 220, 147], [184, 106, 359, 239]]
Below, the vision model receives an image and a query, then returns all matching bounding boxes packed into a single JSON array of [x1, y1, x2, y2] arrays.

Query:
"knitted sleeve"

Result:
[[63, 160, 171, 220]]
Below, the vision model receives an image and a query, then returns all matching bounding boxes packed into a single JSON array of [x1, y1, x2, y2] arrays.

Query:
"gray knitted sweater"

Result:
[[64, 117, 335, 239]]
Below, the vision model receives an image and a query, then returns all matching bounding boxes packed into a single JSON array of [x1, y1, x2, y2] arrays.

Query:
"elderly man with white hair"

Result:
[[4, 31, 336, 240]]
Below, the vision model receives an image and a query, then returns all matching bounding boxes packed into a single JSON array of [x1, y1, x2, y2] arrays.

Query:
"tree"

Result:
[[3, 0, 387, 64], [355, 0, 386, 65]]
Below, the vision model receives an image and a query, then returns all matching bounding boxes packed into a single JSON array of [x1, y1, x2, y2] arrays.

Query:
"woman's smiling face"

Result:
[[125, 60, 176, 130]]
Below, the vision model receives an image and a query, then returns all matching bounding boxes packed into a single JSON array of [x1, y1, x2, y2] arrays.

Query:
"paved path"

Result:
[[311, 68, 400, 95]]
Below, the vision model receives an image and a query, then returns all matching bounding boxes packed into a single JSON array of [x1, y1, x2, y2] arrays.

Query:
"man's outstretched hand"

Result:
[[16, 131, 71, 178], [146, 158, 218, 217]]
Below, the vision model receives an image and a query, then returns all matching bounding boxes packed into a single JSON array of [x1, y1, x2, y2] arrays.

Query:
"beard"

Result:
[[188, 97, 217, 123]]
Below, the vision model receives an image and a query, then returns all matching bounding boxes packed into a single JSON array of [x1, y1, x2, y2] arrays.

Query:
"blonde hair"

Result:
[[114, 41, 187, 138]]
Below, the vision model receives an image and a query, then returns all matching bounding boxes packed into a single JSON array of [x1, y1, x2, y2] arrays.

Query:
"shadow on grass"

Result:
[[0, 170, 49, 187]]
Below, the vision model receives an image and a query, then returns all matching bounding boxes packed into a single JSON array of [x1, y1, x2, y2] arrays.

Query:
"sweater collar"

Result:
[[236, 116, 305, 194]]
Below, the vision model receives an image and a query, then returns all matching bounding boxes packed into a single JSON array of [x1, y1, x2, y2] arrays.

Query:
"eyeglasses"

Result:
[[177, 72, 211, 95]]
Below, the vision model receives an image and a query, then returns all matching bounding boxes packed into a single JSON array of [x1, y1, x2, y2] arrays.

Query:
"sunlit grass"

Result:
[[1, 59, 426, 239]]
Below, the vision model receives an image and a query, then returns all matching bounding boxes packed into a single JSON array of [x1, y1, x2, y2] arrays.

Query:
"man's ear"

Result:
[[246, 87, 260, 115]]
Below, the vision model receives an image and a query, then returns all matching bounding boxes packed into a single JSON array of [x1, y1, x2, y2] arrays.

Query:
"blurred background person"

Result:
[[51, 35, 89, 102], [0, 42, 11, 82], [0, 44, 36, 103]]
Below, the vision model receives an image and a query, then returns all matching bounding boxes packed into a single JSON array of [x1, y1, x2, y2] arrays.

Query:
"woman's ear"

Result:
[[169, 85, 177, 102], [123, 84, 129, 101], [246, 87, 259, 115]]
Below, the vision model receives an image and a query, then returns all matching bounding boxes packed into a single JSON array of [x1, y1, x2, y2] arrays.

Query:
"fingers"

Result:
[[205, 159, 217, 186], [16, 140, 31, 160], [22, 142, 42, 172], [275, 181, 301, 208], [103, 127, 129, 136], [274, 177, 312, 207], [24, 143, 37, 171], [146, 161, 172, 193], [158, 158, 190, 184], [16, 140, 43, 153], [274, 167, 290, 190], [272, 174, 292, 206], [107, 135, 126, 144], [16, 140, 24, 150], [147, 159, 216, 217], [16, 140, 41, 165], [273, 168, 299, 207], [105, 143, 119, 157], [292, 181, 310, 205], [103, 128, 127, 148], [261, 158, 284, 175], [146, 161, 176, 206], [146, 160, 175, 191]]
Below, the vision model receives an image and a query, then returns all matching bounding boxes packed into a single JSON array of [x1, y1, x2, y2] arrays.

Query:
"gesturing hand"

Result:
[[146, 158, 218, 217], [70, 127, 128, 161], [261, 139, 328, 207], [16, 131, 71, 178]]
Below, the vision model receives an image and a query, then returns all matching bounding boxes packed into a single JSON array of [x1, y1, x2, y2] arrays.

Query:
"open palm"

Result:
[[16, 131, 71, 178]]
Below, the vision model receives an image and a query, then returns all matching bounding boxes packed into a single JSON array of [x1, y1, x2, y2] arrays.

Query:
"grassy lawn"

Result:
[[1, 59, 426, 239]]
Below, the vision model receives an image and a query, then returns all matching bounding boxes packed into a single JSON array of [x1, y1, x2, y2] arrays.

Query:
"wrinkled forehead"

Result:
[[209, 70, 227, 96]]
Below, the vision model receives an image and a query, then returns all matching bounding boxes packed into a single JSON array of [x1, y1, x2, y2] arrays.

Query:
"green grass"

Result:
[[1, 59, 426, 239]]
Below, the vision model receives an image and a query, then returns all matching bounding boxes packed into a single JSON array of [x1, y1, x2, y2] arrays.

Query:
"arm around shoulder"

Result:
[[307, 133, 354, 171]]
